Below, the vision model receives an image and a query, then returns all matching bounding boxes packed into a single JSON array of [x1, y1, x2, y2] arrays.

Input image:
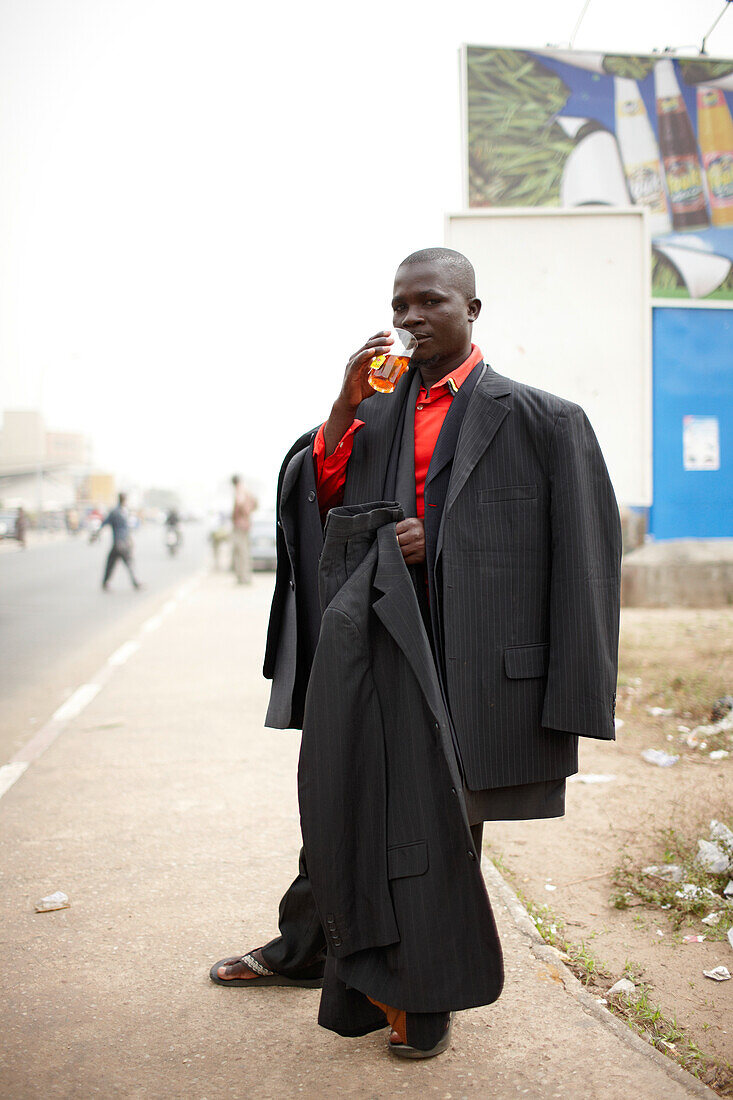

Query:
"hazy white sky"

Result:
[[1, 0, 732, 505]]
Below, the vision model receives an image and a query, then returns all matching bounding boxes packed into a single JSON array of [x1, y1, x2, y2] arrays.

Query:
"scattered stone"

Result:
[[35, 891, 70, 913], [683, 934, 706, 943], [703, 966, 731, 981], [697, 839, 730, 875], [568, 773, 616, 784], [607, 978, 637, 996], [544, 883, 557, 892], [614, 717, 624, 730], [702, 911, 722, 926], [710, 695, 733, 722], [641, 748, 679, 767], [677, 725, 691, 734], [674, 883, 719, 902], [647, 706, 674, 717], [709, 750, 730, 761], [725, 880, 733, 898], [642, 864, 683, 882], [710, 820, 733, 855], [686, 710, 733, 742], [728, 928, 733, 952]]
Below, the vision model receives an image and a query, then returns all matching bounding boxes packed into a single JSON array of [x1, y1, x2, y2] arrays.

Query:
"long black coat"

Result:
[[264, 363, 622, 791], [298, 502, 503, 1022]]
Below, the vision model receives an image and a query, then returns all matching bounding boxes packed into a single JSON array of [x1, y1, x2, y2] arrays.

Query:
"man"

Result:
[[231, 475, 257, 585], [94, 492, 142, 591], [211, 248, 621, 1053]]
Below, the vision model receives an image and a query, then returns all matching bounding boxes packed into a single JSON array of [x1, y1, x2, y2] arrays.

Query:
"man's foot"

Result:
[[388, 1012, 453, 1060], [209, 948, 324, 988], [217, 949, 272, 981]]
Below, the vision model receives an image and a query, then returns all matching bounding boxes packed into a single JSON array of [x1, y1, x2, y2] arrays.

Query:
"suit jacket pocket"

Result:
[[504, 643, 549, 679], [478, 484, 537, 503], [387, 840, 429, 880]]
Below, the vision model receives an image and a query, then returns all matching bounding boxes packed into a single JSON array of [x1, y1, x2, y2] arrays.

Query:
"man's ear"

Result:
[[468, 297, 481, 322]]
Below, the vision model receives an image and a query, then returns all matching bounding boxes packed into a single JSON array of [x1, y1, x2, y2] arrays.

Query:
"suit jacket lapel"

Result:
[[425, 362, 483, 489], [440, 369, 512, 524], [372, 526, 445, 725], [372, 525, 466, 792]]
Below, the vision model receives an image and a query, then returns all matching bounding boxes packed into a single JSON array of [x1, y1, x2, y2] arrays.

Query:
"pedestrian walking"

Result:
[[93, 493, 142, 590], [231, 475, 257, 585], [211, 247, 622, 1059], [15, 507, 28, 549]]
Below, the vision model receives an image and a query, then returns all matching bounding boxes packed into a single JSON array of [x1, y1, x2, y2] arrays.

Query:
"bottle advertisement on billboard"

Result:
[[465, 47, 733, 301]]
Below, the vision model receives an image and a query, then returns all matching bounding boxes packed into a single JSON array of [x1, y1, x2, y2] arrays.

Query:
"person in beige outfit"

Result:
[[231, 475, 257, 584]]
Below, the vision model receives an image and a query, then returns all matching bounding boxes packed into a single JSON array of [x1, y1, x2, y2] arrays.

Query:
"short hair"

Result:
[[118, 492, 126, 506], [398, 247, 476, 299]]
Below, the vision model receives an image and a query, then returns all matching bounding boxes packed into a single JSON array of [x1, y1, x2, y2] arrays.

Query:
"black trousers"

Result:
[[260, 822, 485, 980], [103, 543, 140, 587]]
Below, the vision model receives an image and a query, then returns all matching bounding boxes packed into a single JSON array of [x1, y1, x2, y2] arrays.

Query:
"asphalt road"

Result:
[[0, 523, 211, 763]]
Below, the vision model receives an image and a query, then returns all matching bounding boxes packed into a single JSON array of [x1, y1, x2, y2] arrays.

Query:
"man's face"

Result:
[[391, 261, 480, 368]]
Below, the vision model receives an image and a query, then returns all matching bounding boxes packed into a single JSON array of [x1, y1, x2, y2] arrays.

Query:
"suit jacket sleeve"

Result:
[[541, 405, 622, 740]]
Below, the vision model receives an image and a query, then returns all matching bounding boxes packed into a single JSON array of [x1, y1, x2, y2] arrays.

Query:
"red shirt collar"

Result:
[[418, 345, 483, 396]]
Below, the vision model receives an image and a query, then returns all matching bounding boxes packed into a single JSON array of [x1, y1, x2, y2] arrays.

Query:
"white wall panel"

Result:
[[446, 209, 651, 506]]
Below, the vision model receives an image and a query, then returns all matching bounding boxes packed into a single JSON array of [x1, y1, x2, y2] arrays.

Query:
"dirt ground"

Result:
[[487, 608, 733, 1090]]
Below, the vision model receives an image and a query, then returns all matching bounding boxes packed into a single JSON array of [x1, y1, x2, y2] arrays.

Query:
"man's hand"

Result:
[[322, 332, 394, 456], [396, 517, 425, 564]]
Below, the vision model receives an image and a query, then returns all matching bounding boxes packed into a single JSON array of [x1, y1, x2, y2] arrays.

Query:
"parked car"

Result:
[[0, 511, 20, 540], [250, 511, 277, 571]]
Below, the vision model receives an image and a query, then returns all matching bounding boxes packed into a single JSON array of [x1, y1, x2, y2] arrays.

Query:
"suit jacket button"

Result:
[[289, 579, 295, 590], [468, 850, 476, 860], [307, 491, 316, 503]]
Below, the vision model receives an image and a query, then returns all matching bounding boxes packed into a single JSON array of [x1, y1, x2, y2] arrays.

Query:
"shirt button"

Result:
[[416, 404, 423, 410], [307, 491, 316, 503], [468, 851, 476, 860]]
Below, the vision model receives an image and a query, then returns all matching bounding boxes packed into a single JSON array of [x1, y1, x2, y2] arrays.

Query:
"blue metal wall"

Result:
[[650, 307, 733, 539]]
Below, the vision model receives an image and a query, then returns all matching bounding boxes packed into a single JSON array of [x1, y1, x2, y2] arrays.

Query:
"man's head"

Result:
[[118, 492, 126, 507], [232, 475, 240, 488], [392, 248, 481, 373]]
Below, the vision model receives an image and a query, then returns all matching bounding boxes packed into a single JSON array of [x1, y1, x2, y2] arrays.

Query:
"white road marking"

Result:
[[52, 684, 102, 723], [107, 640, 140, 667], [1, 572, 205, 804], [0, 762, 29, 799]]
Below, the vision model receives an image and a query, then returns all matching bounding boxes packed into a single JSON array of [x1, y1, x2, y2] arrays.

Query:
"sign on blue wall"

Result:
[[651, 307, 733, 538]]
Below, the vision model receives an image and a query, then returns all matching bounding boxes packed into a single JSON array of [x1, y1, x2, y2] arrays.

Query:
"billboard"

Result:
[[464, 47, 733, 301]]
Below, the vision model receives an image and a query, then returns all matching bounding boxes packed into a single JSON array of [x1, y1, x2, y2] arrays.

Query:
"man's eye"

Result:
[[425, 299, 441, 306], [393, 304, 406, 312]]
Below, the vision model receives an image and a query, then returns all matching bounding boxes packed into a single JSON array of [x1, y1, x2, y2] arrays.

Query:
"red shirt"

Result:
[[314, 345, 483, 518]]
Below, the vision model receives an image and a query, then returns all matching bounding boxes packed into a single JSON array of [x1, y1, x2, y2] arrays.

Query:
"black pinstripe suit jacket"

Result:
[[298, 503, 504, 1021], [266, 362, 622, 791]]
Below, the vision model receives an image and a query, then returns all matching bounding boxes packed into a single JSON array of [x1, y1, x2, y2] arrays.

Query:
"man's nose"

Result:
[[401, 305, 424, 330]]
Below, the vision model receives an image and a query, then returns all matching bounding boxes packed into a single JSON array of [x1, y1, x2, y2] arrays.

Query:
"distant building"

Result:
[[0, 410, 46, 471], [0, 409, 98, 513]]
